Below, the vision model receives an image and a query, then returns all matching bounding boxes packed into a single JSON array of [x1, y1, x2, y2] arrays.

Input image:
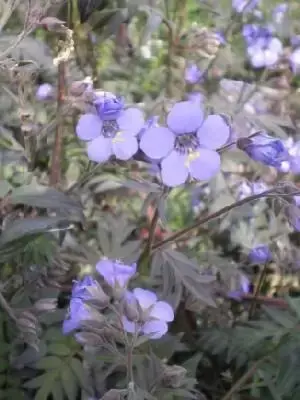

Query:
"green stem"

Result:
[[151, 189, 294, 251], [248, 262, 268, 319], [221, 356, 269, 400]]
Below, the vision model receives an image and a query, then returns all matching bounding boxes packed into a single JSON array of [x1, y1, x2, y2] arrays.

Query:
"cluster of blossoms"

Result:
[[76, 91, 231, 187], [242, 24, 283, 69], [63, 259, 174, 340]]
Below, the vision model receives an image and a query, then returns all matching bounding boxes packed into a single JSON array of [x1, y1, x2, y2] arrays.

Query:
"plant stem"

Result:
[[50, 59, 67, 187], [152, 189, 287, 251], [221, 356, 269, 400], [0, 291, 17, 323], [248, 262, 268, 319]]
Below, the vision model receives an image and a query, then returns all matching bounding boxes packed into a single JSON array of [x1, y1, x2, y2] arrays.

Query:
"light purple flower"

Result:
[[228, 275, 251, 301], [272, 4, 288, 25], [233, 0, 259, 13], [215, 31, 226, 45], [184, 63, 202, 84], [290, 48, 300, 75], [237, 133, 289, 169], [122, 288, 174, 339], [138, 116, 160, 139], [36, 83, 54, 100], [96, 259, 136, 289], [291, 36, 300, 48], [186, 92, 204, 104], [76, 94, 144, 163], [140, 101, 230, 187], [62, 276, 97, 334], [249, 245, 272, 264], [247, 37, 283, 68]]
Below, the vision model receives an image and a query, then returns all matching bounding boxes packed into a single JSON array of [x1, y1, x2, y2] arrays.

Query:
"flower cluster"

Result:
[[242, 24, 283, 68], [75, 92, 231, 187], [63, 259, 174, 340], [232, 0, 259, 14]]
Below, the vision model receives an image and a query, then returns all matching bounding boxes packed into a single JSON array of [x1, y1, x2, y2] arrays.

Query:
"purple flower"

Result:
[[249, 245, 272, 264], [76, 94, 145, 163], [140, 101, 230, 187], [138, 116, 159, 139], [272, 4, 288, 25], [122, 288, 174, 339], [237, 133, 289, 169], [184, 63, 202, 84], [62, 276, 97, 334], [247, 37, 283, 68], [96, 259, 136, 289], [290, 48, 300, 75], [186, 92, 204, 104], [36, 83, 54, 100], [291, 36, 300, 48], [215, 31, 226, 45], [233, 0, 259, 13], [228, 275, 251, 301]]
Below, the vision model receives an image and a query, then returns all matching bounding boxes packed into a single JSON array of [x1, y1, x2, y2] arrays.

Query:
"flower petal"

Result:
[[76, 113, 102, 141], [142, 320, 168, 339], [149, 301, 174, 322], [188, 148, 221, 181], [122, 316, 138, 334], [96, 259, 115, 286], [117, 108, 145, 136], [87, 136, 112, 163], [160, 151, 189, 187], [112, 132, 138, 160], [133, 288, 157, 309], [167, 101, 204, 135], [197, 115, 230, 149], [140, 127, 175, 159]]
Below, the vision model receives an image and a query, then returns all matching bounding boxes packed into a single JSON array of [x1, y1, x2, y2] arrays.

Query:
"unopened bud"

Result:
[[85, 282, 110, 309], [34, 298, 57, 312], [38, 17, 67, 33], [100, 389, 123, 400]]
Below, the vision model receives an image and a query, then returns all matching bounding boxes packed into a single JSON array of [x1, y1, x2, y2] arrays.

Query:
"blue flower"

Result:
[[36, 83, 54, 100], [272, 3, 288, 25], [122, 288, 174, 339], [184, 63, 202, 84], [249, 245, 272, 264], [237, 133, 289, 169], [96, 259, 136, 289], [233, 0, 259, 13], [62, 276, 97, 334], [140, 101, 230, 187], [76, 93, 145, 163]]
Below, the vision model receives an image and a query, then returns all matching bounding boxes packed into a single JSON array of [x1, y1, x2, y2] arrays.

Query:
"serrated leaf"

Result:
[[34, 356, 63, 370], [60, 364, 78, 400]]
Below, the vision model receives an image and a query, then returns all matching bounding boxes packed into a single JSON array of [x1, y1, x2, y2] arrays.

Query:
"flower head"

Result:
[[237, 133, 288, 169], [184, 63, 202, 84], [122, 288, 174, 339], [96, 259, 136, 290], [228, 274, 251, 301], [290, 48, 300, 75], [272, 3, 288, 25], [140, 101, 230, 187], [249, 245, 272, 264], [247, 37, 283, 68], [76, 93, 144, 163], [36, 83, 54, 100]]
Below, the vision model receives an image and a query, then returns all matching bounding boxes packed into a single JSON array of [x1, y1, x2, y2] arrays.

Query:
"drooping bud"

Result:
[[162, 364, 187, 388]]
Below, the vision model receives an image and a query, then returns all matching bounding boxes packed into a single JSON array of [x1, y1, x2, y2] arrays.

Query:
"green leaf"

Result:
[[47, 343, 71, 357], [34, 356, 63, 370], [70, 358, 88, 391], [23, 374, 49, 389], [0, 217, 71, 247], [0, 375, 6, 387], [0, 180, 12, 198], [60, 363, 78, 400], [10, 183, 83, 222], [34, 371, 59, 400], [50, 379, 65, 400], [0, 360, 8, 373]]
